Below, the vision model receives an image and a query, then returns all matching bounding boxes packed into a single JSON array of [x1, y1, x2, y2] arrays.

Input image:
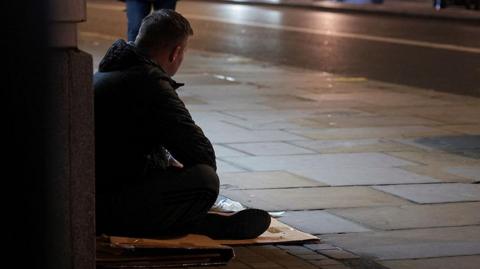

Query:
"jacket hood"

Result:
[[99, 39, 150, 72], [98, 39, 183, 89]]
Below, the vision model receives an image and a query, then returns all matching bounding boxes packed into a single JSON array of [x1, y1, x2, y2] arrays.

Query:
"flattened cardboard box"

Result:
[[97, 218, 319, 268]]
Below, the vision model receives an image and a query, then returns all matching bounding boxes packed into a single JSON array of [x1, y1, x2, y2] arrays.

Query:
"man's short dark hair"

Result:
[[135, 10, 193, 51]]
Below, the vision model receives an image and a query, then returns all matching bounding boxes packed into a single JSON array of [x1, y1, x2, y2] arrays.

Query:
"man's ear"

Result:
[[169, 45, 182, 63]]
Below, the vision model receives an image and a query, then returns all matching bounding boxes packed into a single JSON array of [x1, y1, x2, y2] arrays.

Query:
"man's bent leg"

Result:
[[96, 164, 219, 237]]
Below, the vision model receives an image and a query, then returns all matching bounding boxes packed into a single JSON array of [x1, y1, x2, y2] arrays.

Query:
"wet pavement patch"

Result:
[[278, 210, 371, 235], [374, 183, 480, 204], [413, 135, 480, 159]]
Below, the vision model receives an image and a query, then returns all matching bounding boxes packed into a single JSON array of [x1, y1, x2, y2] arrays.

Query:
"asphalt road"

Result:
[[82, 0, 480, 96]]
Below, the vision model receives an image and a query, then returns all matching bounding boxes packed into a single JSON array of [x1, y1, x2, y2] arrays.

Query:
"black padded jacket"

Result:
[[94, 39, 216, 194]]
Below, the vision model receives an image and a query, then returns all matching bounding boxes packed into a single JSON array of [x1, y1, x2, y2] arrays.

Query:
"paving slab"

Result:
[[191, 92, 336, 112], [359, 105, 480, 122], [421, 113, 480, 125], [290, 166, 439, 186], [187, 97, 269, 111], [226, 142, 316, 156], [446, 166, 480, 182], [187, 99, 270, 111], [293, 100, 378, 110], [379, 255, 480, 269], [180, 87, 274, 111], [221, 109, 319, 122], [278, 210, 372, 235], [308, 108, 374, 117], [409, 135, 480, 151], [221, 187, 410, 211], [182, 67, 276, 78], [176, 94, 207, 105], [458, 149, 480, 159], [239, 76, 342, 91], [260, 93, 317, 103], [180, 84, 263, 97], [321, 226, 480, 260], [188, 111, 244, 128], [214, 144, 250, 157], [310, 115, 442, 129], [298, 84, 376, 96], [263, 98, 362, 110], [300, 91, 452, 107], [316, 249, 359, 260], [328, 202, 480, 230], [223, 117, 322, 130], [220, 245, 321, 269], [240, 246, 319, 269], [175, 73, 240, 86], [316, 263, 351, 269], [440, 124, 480, 135], [400, 165, 473, 183], [308, 259, 343, 266], [195, 120, 251, 135], [216, 159, 247, 173], [374, 183, 480, 204], [304, 243, 340, 251], [388, 151, 480, 166], [208, 129, 307, 144], [222, 109, 373, 130], [223, 153, 415, 172], [218, 171, 325, 189], [276, 245, 317, 255], [394, 135, 480, 160], [287, 126, 454, 140], [290, 139, 422, 154]]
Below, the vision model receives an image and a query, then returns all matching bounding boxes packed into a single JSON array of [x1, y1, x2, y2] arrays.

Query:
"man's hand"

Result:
[[168, 156, 184, 168], [166, 149, 183, 168]]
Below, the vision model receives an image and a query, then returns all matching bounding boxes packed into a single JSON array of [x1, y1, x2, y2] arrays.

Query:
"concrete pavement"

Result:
[[189, 0, 480, 23], [80, 32, 480, 268]]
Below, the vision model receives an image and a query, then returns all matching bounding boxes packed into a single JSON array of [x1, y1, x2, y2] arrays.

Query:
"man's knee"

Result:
[[187, 164, 219, 195]]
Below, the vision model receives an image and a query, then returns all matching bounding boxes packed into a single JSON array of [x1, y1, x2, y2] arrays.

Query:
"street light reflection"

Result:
[[311, 12, 343, 33], [230, 0, 281, 3], [223, 3, 283, 25]]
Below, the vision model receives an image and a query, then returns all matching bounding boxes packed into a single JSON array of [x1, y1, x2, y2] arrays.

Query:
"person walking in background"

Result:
[[123, 0, 178, 41]]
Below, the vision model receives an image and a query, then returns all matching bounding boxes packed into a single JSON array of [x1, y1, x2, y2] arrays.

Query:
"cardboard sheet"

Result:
[[97, 218, 318, 267], [218, 218, 319, 245], [97, 236, 234, 268], [108, 218, 319, 247]]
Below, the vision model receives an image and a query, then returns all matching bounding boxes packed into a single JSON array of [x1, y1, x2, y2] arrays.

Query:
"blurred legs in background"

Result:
[[126, 0, 177, 41]]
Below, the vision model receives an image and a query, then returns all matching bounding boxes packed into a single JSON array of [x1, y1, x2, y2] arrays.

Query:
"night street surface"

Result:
[[82, 0, 480, 96]]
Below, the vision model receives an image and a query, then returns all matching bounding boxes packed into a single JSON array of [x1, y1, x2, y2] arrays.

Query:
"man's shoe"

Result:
[[194, 209, 271, 240]]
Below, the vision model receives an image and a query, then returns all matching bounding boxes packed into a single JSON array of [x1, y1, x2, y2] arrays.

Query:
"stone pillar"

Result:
[[4, 1, 94, 267], [46, 1, 96, 269]]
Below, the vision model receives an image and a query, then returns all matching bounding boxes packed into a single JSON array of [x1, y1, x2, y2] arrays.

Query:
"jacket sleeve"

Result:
[[147, 80, 217, 170]]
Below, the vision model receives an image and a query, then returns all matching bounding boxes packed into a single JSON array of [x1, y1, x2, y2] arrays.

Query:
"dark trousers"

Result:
[[126, 0, 178, 41], [96, 164, 219, 237]]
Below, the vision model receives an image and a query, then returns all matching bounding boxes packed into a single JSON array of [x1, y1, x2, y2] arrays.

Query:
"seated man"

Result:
[[94, 10, 270, 239]]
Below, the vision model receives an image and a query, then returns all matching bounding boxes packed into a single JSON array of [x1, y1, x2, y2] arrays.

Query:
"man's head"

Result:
[[135, 10, 193, 76]]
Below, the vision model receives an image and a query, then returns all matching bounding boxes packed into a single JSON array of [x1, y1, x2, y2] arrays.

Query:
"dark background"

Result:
[[4, 1, 49, 267]]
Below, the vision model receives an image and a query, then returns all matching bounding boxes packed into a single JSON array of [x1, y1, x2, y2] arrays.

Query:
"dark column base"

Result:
[[46, 49, 95, 269]]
